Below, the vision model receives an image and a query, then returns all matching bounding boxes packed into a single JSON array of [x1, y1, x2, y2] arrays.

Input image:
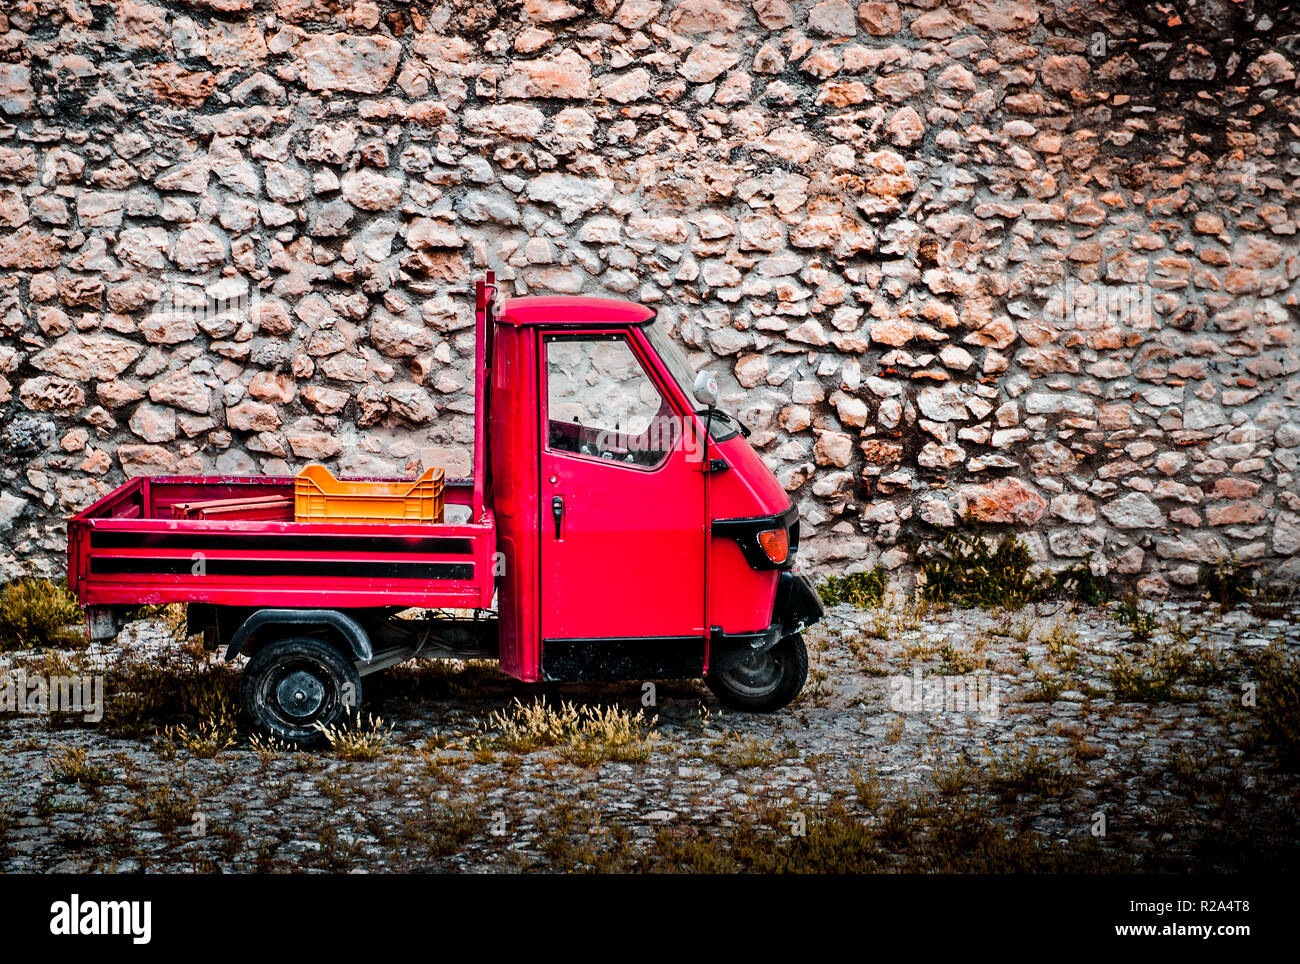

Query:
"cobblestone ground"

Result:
[[1, 596, 1298, 873]]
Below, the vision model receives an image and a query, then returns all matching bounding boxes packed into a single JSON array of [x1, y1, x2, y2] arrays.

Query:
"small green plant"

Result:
[[50, 746, 114, 788], [983, 738, 1075, 799], [1052, 554, 1110, 605], [0, 578, 84, 650], [1065, 731, 1105, 762], [851, 766, 885, 810], [1109, 641, 1195, 702], [845, 633, 890, 675], [919, 528, 1043, 609], [532, 801, 635, 872], [885, 715, 905, 743], [864, 593, 935, 639], [402, 799, 484, 857], [1201, 554, 1257, 609], [1248, 580, 1297, 620], [798, 658, 833, 707], [1250, 643, 1300, 769], [938, 643, 981, 675], [1023, 669, 1065, 703], [314, 822, 362, 871], [0, 799, 12, 859], [1043, 623, 1081, 673], [705, 733, 784, 769], [129, 783, 197, 840], [1008, 617, 1036, 643], [932, 758, 977, 797], [818, 565, 888, 608], [1187, 641, 1229, 686], [1113, 593, 1159, 642], [314, 709, 392, 761]]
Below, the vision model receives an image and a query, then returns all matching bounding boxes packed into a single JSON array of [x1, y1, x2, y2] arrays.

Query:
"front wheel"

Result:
[[240, 637, 361, 748], [706, 633, 808, 712]]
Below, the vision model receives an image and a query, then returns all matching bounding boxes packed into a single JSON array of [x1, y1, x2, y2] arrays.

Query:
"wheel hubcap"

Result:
[[276, 670, 325, 719], [721, 649, 784, 698]]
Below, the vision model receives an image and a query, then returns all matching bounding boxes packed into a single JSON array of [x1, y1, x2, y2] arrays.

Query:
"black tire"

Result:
[[240, 637, 361, 748], [706, 633, 808, 713]]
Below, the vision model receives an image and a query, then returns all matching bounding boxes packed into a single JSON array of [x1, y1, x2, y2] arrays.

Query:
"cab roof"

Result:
[[498, 295, 655, 328]]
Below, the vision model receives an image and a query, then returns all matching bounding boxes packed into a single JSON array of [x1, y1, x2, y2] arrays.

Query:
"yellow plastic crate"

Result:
[[293, 465, 445, 525]]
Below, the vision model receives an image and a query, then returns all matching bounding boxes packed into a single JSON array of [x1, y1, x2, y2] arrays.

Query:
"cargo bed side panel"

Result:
[[70, 476, 496, 611]]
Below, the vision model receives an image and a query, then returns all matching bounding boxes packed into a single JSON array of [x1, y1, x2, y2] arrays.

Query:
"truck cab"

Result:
[[487, 278, 822, 698], [68, 272, 822, 745]]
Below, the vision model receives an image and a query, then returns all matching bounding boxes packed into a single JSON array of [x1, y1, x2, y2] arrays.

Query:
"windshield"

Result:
[[644, 321, 699, 399], [643, 321, 742, 443]]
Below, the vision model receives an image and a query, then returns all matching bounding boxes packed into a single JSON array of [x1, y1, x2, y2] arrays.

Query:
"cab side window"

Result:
[[544, 334, 679, 468]]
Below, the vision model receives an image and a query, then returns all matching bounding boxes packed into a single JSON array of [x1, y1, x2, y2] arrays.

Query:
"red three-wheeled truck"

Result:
[[67, 273, 823, 745]]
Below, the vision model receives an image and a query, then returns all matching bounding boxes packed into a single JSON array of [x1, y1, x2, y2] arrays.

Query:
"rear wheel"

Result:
[[240, 637, 361, 748], [706, 633, 808, 712]]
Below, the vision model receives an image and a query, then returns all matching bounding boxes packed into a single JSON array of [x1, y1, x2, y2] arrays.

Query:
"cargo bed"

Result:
[[67, 475, 496, 611]]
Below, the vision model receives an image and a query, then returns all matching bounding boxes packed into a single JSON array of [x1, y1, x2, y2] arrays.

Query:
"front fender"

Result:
[[708, 570, 824, 674], [774, 570, 823, 639]]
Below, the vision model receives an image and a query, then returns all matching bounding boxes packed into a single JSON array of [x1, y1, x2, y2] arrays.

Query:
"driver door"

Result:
[[538, 330, 707, 678]]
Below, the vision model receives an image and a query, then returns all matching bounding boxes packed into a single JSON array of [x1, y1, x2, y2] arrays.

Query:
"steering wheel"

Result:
[[696, 408, 751, 438]]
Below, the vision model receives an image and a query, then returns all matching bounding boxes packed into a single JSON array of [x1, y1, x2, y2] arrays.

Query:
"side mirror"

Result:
[[692, 371, 719, 409]]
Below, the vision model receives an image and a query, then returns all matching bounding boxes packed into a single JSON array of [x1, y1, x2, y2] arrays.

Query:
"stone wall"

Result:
[[1, 0, 1298, 591]]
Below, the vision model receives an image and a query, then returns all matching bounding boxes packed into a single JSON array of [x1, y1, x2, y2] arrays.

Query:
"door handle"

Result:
[[552, 496, 564, 539]]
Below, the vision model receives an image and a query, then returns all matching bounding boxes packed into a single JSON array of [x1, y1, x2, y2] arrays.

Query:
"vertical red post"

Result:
[[471, 271, 495, 523]]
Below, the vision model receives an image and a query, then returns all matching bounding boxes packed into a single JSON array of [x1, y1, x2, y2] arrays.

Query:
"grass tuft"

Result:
[[1250, 643, 1300, 769], [158, 703, 239, 759], [50, 746, 114, 788], [314, 709, 392, 761], [705, 732, 785, 769], [1201, 553, 1257, 609], [482, 697, 658, 765], [1113, 593, 1159, 642], [249, 733, 292, 762], [129, 783, 198, 842], [0, 578, 83, 651], [818, 565, 888, 608], [1109, 640, 1195, 702], [983, 738, 1077, 799], [919, 529, 1041, 609], [1052, 553, 1110, 605]]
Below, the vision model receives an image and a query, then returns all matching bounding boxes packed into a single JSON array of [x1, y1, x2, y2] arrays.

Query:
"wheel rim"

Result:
[[720, 647, 785, 698], [260, 658, 338, 733], [275, 670, 326, 719]]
